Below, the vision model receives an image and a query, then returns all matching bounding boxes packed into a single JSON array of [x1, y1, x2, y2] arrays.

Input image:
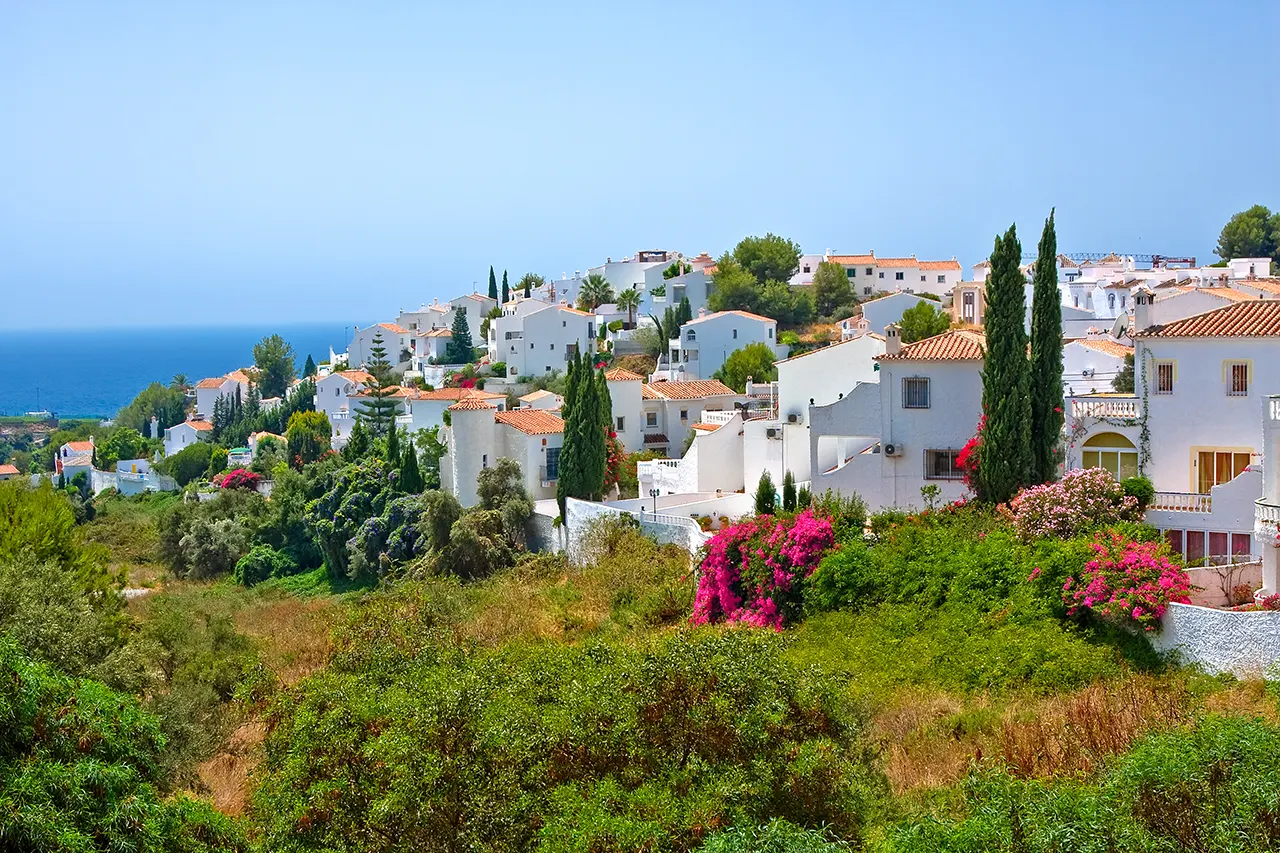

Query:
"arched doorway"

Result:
[[1082, 432, 1138, 480]]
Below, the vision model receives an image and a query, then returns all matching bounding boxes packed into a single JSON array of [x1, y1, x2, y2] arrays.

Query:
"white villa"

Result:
[[1062, 336, 1131, 396], [194, 370, 252, 418], [488, 299, 596, 379], [439, 397, 565, 507], [163, 420, 213, 458], [639, 379, 742, 457], [828, 253, 963, 299], [349, 323, 412, 368], [657, 310, 785, 382]]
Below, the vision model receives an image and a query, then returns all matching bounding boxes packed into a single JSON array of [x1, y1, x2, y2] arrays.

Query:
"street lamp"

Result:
[[649, 488, 660, 514]]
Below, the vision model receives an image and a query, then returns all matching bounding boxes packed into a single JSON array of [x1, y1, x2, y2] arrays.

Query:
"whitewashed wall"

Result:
[[1151, 602, 1280, 676]]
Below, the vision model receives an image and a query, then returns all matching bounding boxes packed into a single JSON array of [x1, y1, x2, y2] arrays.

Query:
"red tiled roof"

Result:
[[376, 322, 409, 334], [875, 329, 987, 361], [1075, 339, 1133, 359], [604, 367, 644, 381], [829, 253, 876, 266], [227, 369, 252, 383], [643, 433, 669, 444], [685, 310, 776, 326], [1241, 278, 1280, 296], [918, 259, 961, 271], [494, 409, 564, 435], [334, 370, 375, 384], [875, 257, 920, 268], [1137, 300, 1280, 338], [64, 440, 94, 451], [1199, 287, 1261, 303], [556, 305, 594, 317], [195, 377, 226, 389], [186, 420, 214, 431], [643, 379, 737, 399], [415, 387, 504, 401], [0, 464, 19, 476], [690, 422, 720, 432], [447, 396, 497, 411], [422, 328, 452, 337]]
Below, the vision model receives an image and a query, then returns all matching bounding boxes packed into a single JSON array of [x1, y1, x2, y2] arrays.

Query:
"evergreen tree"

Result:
[[501, 269, 510, 304], [245, 382, 262, 420], [445, 308, 475, 364], [234, 385, 243, 422], [676, 296, 693, 327], [303, 354, 318, 378], [1029, 210, 1064, 484], [355, 332, 403, 436], [386, 422, 401, 470], [754, 471, 776, 516], [343, 418, 371, 461], [979, 224, 1033, 503], [400, 441, 424, 493], [782, 470, 796, 512], [556, 354, 584, 517], [488, 266, 498, 301]]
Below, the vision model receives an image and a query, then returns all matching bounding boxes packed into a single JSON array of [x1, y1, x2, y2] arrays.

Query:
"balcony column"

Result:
[[1259, 396, 1280, 595]]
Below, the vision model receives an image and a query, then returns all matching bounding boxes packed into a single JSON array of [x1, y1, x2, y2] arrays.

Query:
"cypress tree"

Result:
[[355, 332, 403, 436], [343, 418, 370, 461], [386, 422, 400, 469], [488, 266, 498, 301], [1029, 210, 1064, 484], [782, 470, 796, 512], [524, 279, 532, 299], [676, 296, 693, 327], [501, 269, 510, 304], [303, 354, 317, 378], [445, 308, 474, 364], [400, 441, 424, 493], [556, 353, 584, 517], [979, 224, 1033, 503], [754, 471, 776, 516], [578, 362, 605, 501]]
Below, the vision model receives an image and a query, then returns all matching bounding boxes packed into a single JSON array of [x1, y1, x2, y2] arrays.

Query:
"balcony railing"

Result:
[[701, 410, 736, 425], [1151, 491, 1213, 513], [1069, 395, 1140, 419], [1257, 499, 1280, 525]]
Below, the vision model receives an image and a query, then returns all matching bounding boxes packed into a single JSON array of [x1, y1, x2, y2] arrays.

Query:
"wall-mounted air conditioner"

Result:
[[884, 442, 903, 457], [787, 413, 800, 424]]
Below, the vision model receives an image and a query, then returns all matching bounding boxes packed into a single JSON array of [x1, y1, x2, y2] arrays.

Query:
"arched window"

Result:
[[1108, 293, 1116, 310], [1082, 432, 1138, 480]]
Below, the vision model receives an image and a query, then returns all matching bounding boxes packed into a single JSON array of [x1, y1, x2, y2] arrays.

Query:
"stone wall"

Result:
[[1151, 602, 1280, 676]]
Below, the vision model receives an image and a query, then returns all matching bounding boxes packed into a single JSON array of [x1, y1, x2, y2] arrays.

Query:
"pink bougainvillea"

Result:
[[691, 509, 834, 630], [1062, 531, 1191, 631], [1004, 467, 1140, 540], [215, 467, 262, 491], [956, 415, 984, 493]]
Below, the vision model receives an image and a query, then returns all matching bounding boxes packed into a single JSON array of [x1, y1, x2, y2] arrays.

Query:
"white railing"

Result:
[[702, 410, 736, 425], [1152, 491, 1213, 513], [1257, 499, 1280, 525], [1069, 396, 1140, 419], [117, 471, 147, 482]]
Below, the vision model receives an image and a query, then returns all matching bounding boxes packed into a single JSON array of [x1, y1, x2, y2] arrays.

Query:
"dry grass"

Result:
[[232, 595, 339, 685], [194, 721, 267, 817]]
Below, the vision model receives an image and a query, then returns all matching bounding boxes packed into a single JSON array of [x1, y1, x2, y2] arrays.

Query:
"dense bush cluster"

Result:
[[1004, 467, 1141, 540], [1060, 531, 1191, 631]]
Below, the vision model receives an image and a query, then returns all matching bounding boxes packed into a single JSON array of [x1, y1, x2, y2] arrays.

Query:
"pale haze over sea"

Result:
[[1, 324, 366, 418]]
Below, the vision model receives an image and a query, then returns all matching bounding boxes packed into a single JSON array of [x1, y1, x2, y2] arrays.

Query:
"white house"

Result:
[[0, 463, 19, 481], [449, 293, 498, 348], [55, 438, 95, 480], [518, 389, 564, 411], [856, 292, 938, 337], [313, 369, 374, 441], [605, 367, 645, 453], [660, 310, 785, 382], [396, 302, 453, 335], [439, 397, 565, 507], [163, 420, 213, 458], [1066, 298, 1280, 562], [489, 300, 596, 379], [1062, 337, 1132, 396], [640, 379, 743, 456], [349, 323, 412, 368], [194, 370, 252, 418], [789, 253, 828, 286], [808, 327, 985, 511], [414, 328, 454, 365], [638, 410, 747, 497], [394, 387, 507, 435], [828, 253, 963, 299]]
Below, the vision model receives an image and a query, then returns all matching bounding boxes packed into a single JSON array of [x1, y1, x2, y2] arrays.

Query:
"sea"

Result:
[[2, 323, 369, 419]]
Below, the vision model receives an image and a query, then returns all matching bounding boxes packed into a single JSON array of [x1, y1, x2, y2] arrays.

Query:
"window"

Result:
[[646, 412, 658, 428], [530, 342, 534, 349], [544, 446, 561, 480], [846, 268, 855, 278], [895, 272, 905, 281], [1185, 530, 1205, 563], [616, 416, 625, 431], [562, 320, 566, 327], [768, 328, 774, 338], [680, 409, 688, 421], [902, 377, 930, 408], [1154, 361, 1174, 394], [878, 272, 885, 279], [802, 264, 810, 273], [1196, 450, 1251, 494], [732, 329, 738, 339], [1226, 361, 1249, 396], [920, 275, 926, 282], [937, 275, 946, 284], [924, 449, 963, 480], [864, 286, 872, 295], [549, 343, 555, 350], [686, 329, 696, 341], [482, 454, 488, 469], [866, 267, 873, 276], [1082, 432, 1139, 480]]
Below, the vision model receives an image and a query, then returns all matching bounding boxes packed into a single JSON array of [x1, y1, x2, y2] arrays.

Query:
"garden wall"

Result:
[[527, 498, 710, 563], [1184, 562, 1263, 608], [1151, 602, 1280, 676]]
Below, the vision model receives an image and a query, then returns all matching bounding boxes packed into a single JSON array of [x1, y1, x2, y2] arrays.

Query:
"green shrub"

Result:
[[160, 441, 213, 486], [699, 819, 851, 851], [233, 544, 298, 586], [1122, 475, 1156, 512], [812, 489, 868, 541]]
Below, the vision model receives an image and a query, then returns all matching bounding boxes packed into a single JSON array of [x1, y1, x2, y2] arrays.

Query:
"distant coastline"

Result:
[[3, 322, 368, 419]]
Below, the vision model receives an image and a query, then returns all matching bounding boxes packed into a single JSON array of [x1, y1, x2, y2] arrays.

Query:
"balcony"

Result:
[[1068, 395, 1141, 419], [1257, 498, 1280, 526], [1152, 491, 1213, 513]]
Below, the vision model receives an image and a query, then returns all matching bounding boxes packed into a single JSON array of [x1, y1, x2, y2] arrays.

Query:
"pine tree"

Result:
[[1029, 209, 1064, 484], [343, 418, 371, 461], [303, 354, 317, 378], [782, 471, 796, 512], [676, 296, 693, 327], [488, 266, 498, 301], [234, 385, 243, 422], [445, 308, 474, 364], [400, 442, 424, 493], [355, 332, 403, 436], [754, 471, 776, 516], [979, 224, 1033, 503], [501, 270, 510, 304]]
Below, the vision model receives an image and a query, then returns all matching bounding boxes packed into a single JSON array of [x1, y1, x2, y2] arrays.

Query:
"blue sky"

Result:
[[2, 1, 1276, 329]]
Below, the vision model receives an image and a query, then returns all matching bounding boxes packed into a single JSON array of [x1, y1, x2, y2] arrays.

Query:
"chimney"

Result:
[[1133, 285, 1154, 333], [885, 324, 902, 356], [697, 307, 708, 318]]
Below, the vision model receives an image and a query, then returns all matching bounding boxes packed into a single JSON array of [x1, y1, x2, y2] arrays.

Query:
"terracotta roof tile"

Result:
[[918, 259, 961, 271], [642, 379, 737, 399], [421, 329, 452, 337], [1199, 287, 1261, 303], [690, 422, 720, 432], [0, 464, 20, 476], [64, 440, 94, 451], [875, 329, 987, 361], [494, 409, 564, 435], [226, 370, 252, 384], [643, 433, 669, 444], [641, 384, 662, 400], [604, 367, 644, 381], [875, 257, 920, 268], [195, 377, 226, 389], [519, 389, 560, 402], [447, 396, 497, 411], [375, 322, 409, 334], [415, 387, 504, 401], [186, 421, 214, 431], [334, 370, 375, 384], [829, 253, 876, 266], [1075, 339, 1133, 359], [1137, 300, 1280, 338], [1241, 278, 1280, 296]]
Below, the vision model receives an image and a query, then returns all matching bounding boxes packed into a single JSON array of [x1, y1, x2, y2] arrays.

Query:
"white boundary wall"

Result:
[[1152, 602, 1280, 676]]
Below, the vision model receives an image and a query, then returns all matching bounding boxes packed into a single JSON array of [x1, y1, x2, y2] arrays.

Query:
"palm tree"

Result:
[[616, 287, 642, 328], [171, 373, 188, 392], [577, 273, 615, 312]]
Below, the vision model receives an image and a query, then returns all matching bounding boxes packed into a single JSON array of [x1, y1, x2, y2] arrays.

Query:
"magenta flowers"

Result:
[[215, 467, 262, 491], [691, 509, 834, 630], [1062, 531, 1191, 631], [1005, 468, 1140, 541]]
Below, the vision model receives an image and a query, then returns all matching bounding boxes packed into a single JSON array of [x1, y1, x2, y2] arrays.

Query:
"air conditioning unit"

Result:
[[787, 413, 801, 424], [1082, 368, 1095, 378], [766, 428, 780, 439], [883, 442, 903, 457]]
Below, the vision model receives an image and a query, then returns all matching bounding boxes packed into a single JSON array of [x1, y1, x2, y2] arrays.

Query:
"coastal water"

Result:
[[1, 323, 367, 418]]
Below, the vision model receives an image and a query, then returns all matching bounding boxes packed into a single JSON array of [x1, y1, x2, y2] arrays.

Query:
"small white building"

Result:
[[0, 463, 19, 481], [194, 370, 252, 418], [856, 292, 938, 336], [518, 389, 564, 411], [640, 379, 743, 456], [314, 369, 374, 426], [439, 397, 565, 507], [489, 300, 596, 379], [449, 293, 499, 349], [828, 253, 963, 299], [394, 387, 507, 435], [396, 302, 453, 335], [661, 310, 785, 382], [808, 327, 985, 511], [605, 367, 645, 453], [163, 420, 213, 458], [1062, 337, 1132, 396], [349, 323, 413, 369], [414, 328, 454, 365], [55, 438, 95, 480]]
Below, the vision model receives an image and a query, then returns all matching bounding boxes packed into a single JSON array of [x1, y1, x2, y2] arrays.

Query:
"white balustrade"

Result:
[[1069, 396, 1140, 419], [1256, 499, 1280, 525], [1152, 491, 1213, 513]]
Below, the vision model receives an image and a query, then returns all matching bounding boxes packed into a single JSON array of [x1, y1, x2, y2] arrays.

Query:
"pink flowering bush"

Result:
[[1004, 468, 1140, 541], [215, 467, 262, 491], [691, 509, 835, 629], [1061, 531, 1191, 631]]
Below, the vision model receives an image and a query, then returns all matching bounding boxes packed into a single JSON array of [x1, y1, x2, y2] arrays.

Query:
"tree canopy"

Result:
[[445, 308, 475, 364], [518, 272, 544, 298], [1215, 204, 1279, 268], [355, 332, 403, 435], [731, 233, 803, 284], [115, 382, 188, 436], [812, 260, 853, 316], [898, 301, 951, 343], [714, 342, 779, 393], [577, 272, 615, 312], [253, 334, 298, 398]]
